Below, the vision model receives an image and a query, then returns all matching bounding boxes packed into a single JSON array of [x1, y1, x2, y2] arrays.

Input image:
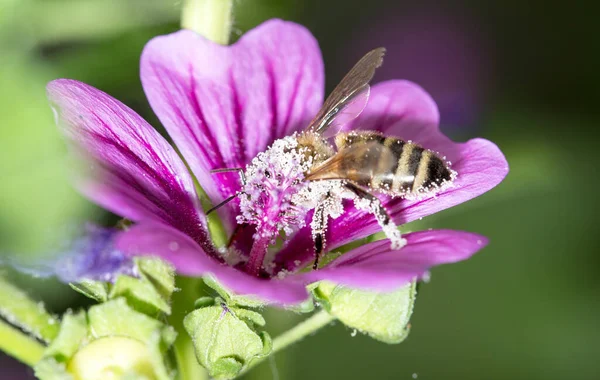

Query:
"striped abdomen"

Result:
[[313, 131, 453, 195]]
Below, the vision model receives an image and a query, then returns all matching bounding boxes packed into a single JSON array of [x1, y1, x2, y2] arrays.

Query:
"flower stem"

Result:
[[0, 319, 45, 367], [0, 274, 59, 343], [242, 310, 336, 375], [181, 0, 233, 45], [168, 276, 208, 380]]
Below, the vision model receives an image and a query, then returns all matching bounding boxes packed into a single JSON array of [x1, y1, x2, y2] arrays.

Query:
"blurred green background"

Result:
[[1, 0, 598, 379]]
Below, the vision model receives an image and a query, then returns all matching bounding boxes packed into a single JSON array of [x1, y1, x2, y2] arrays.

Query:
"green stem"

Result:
[[181, 0, 234, 44], [169, 277, 208, 380], [0, 274, 59, 343], [242, 310, 336, 375], [0, 319, 45, 367]]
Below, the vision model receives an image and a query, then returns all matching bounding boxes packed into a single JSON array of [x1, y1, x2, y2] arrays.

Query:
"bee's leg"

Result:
[[311, 202, 328, 270], [343, 182, 403, 248], [344, 183, 390, 225]]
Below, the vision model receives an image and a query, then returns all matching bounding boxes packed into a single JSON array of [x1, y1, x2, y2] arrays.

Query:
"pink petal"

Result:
[[47, 79, 213, 253], [301, 230, 488, 291], [117, 222, 310, 305], [342, 80, 441, 143], [141, 19, 324, 228], [276, 80, 508, 270]]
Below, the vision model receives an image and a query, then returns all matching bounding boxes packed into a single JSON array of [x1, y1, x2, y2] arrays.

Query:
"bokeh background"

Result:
[[1, 0, 598, 379]]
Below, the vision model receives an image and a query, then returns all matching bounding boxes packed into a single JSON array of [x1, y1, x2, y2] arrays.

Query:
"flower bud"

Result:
[[67, 336, 155, 380], [184, 302, 271, 379], [34, 298, 175, 380], [315, 281, 417, 344]]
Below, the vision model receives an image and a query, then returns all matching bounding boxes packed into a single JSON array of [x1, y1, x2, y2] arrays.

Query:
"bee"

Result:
[[210, 48, 454, 271]]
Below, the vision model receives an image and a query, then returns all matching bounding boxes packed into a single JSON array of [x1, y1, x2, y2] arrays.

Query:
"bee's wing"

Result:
[[306, 48, 385, 136], [305, 141, 397, 185]]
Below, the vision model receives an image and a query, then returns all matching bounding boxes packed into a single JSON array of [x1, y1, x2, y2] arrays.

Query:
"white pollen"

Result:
[[168, 242, 179, 251], [353, 196, 405, 250]]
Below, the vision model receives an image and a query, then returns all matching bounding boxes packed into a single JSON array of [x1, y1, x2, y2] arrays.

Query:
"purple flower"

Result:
[[46, 19, 508, 305], [4, 224, 134, 283]]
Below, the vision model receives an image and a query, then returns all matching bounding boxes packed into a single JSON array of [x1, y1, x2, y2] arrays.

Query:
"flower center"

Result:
[[238, 136, 311, 235], [237, 135, 344, 276], [237, 136, 311, 276]]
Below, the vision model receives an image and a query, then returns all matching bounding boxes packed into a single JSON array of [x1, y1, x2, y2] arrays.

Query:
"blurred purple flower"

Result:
[[4, 224, 133, 283], [46, 20, 508, 304]]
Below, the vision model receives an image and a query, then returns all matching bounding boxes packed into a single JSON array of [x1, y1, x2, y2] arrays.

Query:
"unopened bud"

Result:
[[184, 302, 271, 379]]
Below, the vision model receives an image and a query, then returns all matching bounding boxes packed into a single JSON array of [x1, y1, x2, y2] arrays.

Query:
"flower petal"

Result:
[[302, 230, 487, 291], [276, 81, 508, 270], [47, 79, 213, 252], [343, 80, 441, 144], [116, 222, 310, 305], [141, 19, 324, 227]]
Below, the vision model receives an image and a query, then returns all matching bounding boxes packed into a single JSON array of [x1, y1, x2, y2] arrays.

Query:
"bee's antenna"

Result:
[[210, 167, 246, 184], [207, 168, 247, 215], [206, 193, 240, 215]]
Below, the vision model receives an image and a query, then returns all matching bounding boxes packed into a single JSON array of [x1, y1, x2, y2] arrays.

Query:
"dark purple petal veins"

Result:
[[47, 79, 217, 256], [140, 19, 324, 229]]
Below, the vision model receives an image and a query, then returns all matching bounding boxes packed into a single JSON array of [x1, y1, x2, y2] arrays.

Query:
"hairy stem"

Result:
[[181, 0, 233, 45], [0, 274, 59, 343], [241, 310, 336, 375], [0, 319, 45, 367], [169, 277, 208, 380]]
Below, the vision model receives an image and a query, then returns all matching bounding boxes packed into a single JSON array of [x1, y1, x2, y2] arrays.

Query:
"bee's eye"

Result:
[[264, 170, 271, 178]]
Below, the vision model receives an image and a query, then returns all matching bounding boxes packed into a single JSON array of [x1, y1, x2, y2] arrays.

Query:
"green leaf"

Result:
[[0, 273, 59, 342], [136, 257, 175, 300], [316, 281, 417, 344], [44, 311, 87, 362], [233, 307, 266, 327], [107, 258, 175, 316], [194, 296, 216, 309], [203, 276, 266, 308], [284, 297, 315, 314], [184, 305, 271, 379], [88, 298, 164, 344], [69, 280, 108, 303], [81, 298, 175, 379], [109, 275, 171, 316]]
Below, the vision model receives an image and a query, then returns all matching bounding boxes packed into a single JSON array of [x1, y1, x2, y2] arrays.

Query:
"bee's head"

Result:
[[295, 132, 335, 167]]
